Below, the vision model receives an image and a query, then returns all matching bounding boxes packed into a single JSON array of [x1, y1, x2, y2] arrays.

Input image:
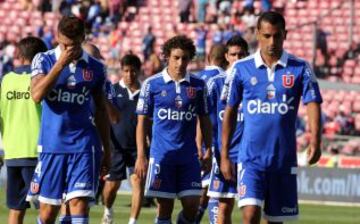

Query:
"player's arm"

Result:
[[306, 102, 322, 165], [31, 47, 80, 103], [93, 88, 111, 172], [105, 100, 121, 124], [135, 115, 151, 179], [196, 119, 203, 160], [198, 115, 212, 171], [221, 105, 238, 180]]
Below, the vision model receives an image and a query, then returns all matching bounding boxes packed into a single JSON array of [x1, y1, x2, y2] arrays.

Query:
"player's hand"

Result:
[[57, 46, 81, 67], [220, 156, 234, 181], [200, 149, 212, 172], [307, 142, 321, 165], [100, 149, 111, 178], [135, 156, 148, 180]]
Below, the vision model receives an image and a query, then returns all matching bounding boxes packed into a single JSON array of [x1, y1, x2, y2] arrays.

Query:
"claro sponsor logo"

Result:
[[157, 105, 197, 121], [247, 94, 295, 115], [6, 90, 31, 100], [218, 109, 243, 122], [47, 87, 90, 105]]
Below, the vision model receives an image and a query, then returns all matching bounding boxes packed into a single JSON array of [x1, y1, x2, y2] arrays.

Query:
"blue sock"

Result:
[[195, 205, 207, 224], [59, 215, 71, 224], [208, 198, 219, 224], [155, 217, 172, 224], [70, 215, 89, 224]]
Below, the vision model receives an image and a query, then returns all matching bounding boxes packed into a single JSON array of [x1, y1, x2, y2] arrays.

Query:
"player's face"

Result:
[[57, 32, 84, 57], [225, 46, 248, 67], [122, 65, 138, 86], [257, 21, 286, 59], [167, 48, 191, 77]]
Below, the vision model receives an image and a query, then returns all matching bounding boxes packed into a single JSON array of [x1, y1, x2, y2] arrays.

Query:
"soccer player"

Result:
[[0, 37, 47, 224], [225, 35, 250, 70], [207, 36, 249, 224], [221, 11, 322, 224], [135, 35, 212, 224], [101, 54, 145, 224], [26, 16, 110, 224], [195, 43, 228, 224]]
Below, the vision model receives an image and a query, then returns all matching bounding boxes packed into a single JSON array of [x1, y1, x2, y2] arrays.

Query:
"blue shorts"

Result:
[[26, 150, 102, 205], [6, 165, 35, 209], [237, 163, 298, 222], [106, 147, 136, 181], [145, 156, 202, 199], [207, 157, 237, 199]]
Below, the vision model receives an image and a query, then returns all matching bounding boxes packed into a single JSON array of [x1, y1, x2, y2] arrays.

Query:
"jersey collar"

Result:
[[254, 49, 288, 68], [162, 68, 190, 83], [119, 79, 140, 100], [54, 46, 89, 63]]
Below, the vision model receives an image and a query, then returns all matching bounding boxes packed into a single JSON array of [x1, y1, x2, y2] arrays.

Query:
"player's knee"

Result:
[[68, 198, 89, 214], [39, 205, 59, 223], [242, 205, 261, 224]]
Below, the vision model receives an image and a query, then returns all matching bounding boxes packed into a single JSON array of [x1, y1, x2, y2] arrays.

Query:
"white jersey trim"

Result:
[[145, 190, 176, 199], [207, 191, 237, 199], [238, 198, 263, 208], [65, 190, 94, 202], [177, 189, 202, 198]]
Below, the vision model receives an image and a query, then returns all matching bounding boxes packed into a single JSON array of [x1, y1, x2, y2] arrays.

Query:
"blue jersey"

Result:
[[226, 50, 322, 172], [31, 46, 106, 153], [136, 69, 209, 163], [208, 73, 243, 163], [197, 66, 225, 150]]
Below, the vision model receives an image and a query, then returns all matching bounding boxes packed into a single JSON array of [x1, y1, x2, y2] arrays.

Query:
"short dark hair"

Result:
[[58, 16, 85, 39], [226, 35, 249, 54], [162, 35, 196, 60], [208, 43, 228, 69], [257, 11, 286, 31], [17, 36, 47, 61], [121, 54, 142, 70]]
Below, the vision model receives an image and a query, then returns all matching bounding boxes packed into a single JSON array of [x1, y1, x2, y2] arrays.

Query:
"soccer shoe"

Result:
[[101, 213, 114, 224]]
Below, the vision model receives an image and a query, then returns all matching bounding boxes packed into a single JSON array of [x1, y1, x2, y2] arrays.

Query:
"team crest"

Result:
[[83, 69, 93, 81], [152, 178, 162, 189], [67, 75, 76, 89], [266, 84, 276, 99], [213, 180, 220, 190], [238, 184, 246, 198], [30, 182, 39, 194], [186, 87, 196, 99], [282, 74, 295, 88], [175, 95, 183, 108], [250, 76, 257, 86], [161, 90, 167, 97]]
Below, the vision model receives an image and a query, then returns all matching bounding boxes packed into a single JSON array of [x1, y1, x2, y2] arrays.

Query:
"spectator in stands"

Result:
[[195, 23, 208, 64], [142, 26, 155, 61], [178, 0, 193, 23], [244, 0, 272, 12], [144, 51, 162, 78], [197, 0, 208, 23], [242, 25, 258, 53], [212, 24, 225, 44], [223, 24, 241, 43]]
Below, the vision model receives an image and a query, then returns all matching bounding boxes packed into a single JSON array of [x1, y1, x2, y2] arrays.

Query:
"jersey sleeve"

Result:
[[206, 77, 217, 112], [31, 53, 51, 78], [197, 80, 209, 116], [105, 81, 115, 103], [225, 67, 243, 107], [136, 78, 154, 116], [301, 62, 323, 105]]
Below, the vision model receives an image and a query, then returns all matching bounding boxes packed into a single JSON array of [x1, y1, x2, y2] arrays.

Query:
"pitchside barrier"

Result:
[[297, 167, 360, 205]]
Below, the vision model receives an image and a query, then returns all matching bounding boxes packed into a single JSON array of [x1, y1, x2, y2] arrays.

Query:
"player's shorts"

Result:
[[237, 163, 299, 222], [106, 147, 137, 181], [201, 170, 211, 188], [6, 165, 35, 209], [207, 157, 237, 199], [26, 149, 102, 205], [145, 155, 202, 199]]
